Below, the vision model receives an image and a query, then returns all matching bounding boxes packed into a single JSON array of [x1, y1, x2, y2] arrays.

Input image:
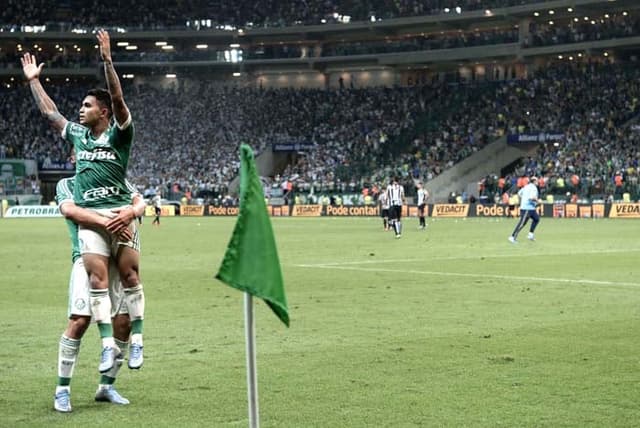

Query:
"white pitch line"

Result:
[[298, 248, 640, 267], [294, 264, 640, 288], [299, 259, 420, 267]]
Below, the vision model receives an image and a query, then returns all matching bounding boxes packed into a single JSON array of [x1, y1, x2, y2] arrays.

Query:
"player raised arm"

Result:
[[21, 53, 68, 133], [97, 29, 130, 127]]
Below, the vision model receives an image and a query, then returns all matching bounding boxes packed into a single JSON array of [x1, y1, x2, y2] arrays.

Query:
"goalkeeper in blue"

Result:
[[509, 176, 541, 243]]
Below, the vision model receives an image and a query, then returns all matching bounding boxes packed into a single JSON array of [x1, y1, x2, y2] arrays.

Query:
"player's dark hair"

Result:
[[87, 88, 112, 118]]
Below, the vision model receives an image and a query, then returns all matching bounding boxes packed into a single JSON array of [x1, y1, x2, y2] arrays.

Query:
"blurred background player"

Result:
[[386, 177, 405, 238], [378, 186, 390, 231], [416, 182, 429, 230], [509, 176, 541, 243], [152, 193, 162, 226]]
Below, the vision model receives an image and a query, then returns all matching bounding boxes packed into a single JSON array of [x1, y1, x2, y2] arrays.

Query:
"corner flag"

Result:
[[216, 144, 289, 327]]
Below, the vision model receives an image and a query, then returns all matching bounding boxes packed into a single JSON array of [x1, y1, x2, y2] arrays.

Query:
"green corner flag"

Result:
[[216, 144, 289, 327]]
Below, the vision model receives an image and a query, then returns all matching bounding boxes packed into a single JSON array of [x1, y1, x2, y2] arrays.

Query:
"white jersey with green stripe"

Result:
[[56, 176, 139, 264], [62, 117, 134, 208]]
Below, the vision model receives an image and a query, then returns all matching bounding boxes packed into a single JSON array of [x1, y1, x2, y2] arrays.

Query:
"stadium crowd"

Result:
[[2, 0, 555, 30], [2, 58, 639, 203]]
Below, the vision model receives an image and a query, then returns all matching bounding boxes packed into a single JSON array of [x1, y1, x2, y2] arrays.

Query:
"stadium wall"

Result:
[[7, 203, 635, 219]]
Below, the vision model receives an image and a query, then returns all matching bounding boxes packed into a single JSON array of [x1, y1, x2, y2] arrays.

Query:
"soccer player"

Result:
[[416, 182, 429, 229], [386, 177, 405, 238], [152, 193, 162, 226], [378, 187, 390, 231], [21, 29, 145, 374], [54, 176, 146, 412], [509, 176, 541, 243]]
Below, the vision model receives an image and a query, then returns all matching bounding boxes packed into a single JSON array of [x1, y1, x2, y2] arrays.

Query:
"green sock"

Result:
[[97, 323, 114, 338], [131, 319, 144, 335]]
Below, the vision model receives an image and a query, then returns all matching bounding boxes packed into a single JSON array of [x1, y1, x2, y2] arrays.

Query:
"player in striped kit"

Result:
[[378, 188, 391, 231], [416, 182, 429, 230], [386, 177, 405, 238]]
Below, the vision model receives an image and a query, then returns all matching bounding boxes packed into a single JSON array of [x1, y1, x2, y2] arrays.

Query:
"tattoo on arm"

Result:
[[103, 59, 123, 99], [29, 79, 62, 122]]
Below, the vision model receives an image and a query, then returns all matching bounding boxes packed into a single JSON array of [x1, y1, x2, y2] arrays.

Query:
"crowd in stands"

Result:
[[2, 58, 640, 203], [2, 0, 555, 31], [3, 12, 640, 70], [476, 62, 640, 202], [526, 14, 640, 47]]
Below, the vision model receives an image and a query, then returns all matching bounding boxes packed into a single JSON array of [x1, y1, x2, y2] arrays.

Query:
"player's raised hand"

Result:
[[20, 53, 44, 81], [96, 29, 112, 61]]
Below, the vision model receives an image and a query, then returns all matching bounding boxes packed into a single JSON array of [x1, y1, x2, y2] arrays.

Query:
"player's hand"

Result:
[[117, 228, 133, 242], [96, 29, 112, 61], [105, 207, 135, 234], [20, 53, 44, 81]]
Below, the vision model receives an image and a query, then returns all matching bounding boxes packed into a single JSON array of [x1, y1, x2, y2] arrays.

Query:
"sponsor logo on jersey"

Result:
[[83, 186, 120, 201], [76, 149, 117, 161]]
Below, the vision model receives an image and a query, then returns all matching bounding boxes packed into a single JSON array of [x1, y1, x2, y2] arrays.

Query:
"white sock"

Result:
[[58, 335, 80, 380], [124, 284, 145, 322], [89, 289, 112, 323]]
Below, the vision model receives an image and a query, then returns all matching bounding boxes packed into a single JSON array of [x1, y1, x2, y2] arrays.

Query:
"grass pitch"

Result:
[[0, 215, 639, 427]]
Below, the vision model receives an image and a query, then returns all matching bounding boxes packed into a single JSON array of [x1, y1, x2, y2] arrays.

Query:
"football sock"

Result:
[[90, 288, 113, 327], [124, 285, 145, 335], [100, 339, 128, 386], [57, 335, 81, 386]]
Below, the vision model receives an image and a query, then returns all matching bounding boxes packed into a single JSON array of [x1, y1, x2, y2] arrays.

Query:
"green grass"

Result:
[[0, 216, 639, 427]]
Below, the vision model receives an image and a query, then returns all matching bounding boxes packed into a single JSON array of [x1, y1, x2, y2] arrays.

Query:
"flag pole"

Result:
[[244, 292, 260, 428]]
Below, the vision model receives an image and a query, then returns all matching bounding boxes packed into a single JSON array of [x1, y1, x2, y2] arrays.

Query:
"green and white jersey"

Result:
[[56, 176, 139, 264], [62, 117, 134, 208], [56, 177, 81, 264]]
